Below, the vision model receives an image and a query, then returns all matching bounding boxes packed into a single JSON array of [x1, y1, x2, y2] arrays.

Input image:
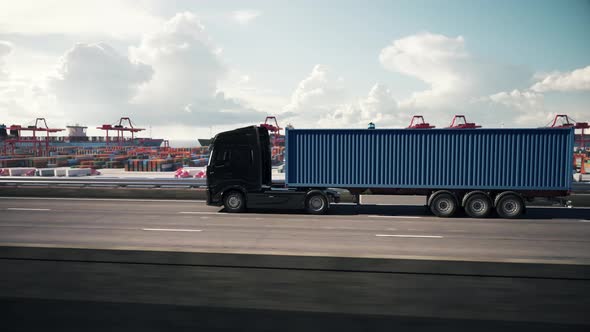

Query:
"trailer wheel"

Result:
[[305, 193, 328, 215], [464, 194, 492, 218], [429, 193, 457, 218], [496, 194, 524, 219], [223, 191, 246, 213]]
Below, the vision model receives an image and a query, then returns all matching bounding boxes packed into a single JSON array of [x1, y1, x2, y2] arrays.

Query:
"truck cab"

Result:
[[206, 126, 336, 214]]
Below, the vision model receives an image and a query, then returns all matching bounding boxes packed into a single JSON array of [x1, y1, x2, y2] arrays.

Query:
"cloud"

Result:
[[379, 32, 532, 111], [477, 89, 551, 126], [488, 89, 544, 111], [35, 12, 265, 128], [0, 0, 162, 39], [0, 41, 49, 122], [130, 12, 224, 105], [49, 43, 153, 105], [0, 40, 13, 79], [128, 12, 264, 126], [232, 10, 261, 25], [281, 64, 404, 128], [483, 63, 590, 126], [282, 64, 347, 119], [531, 65, 590, 92], [320, 83, 405, 128], [380, 33, 468, 94], [0, 41, 11, 57]]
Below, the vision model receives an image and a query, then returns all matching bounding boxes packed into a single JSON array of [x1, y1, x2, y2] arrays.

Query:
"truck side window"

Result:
[[215, 149, 231, 162]]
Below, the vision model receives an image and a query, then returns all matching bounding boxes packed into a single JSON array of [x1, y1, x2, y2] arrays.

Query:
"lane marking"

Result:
[[6, 208, 51, 211], [142, 228, 202, 232], [368, 215, 422, 219], [375, 234, 443, 238], [579, 220, 590, 223], [0, 197, 206, 203]]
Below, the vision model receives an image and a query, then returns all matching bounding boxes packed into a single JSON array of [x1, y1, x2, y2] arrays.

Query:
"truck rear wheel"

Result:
[[496, 194, 524, 219], [224, 191, 246, 213], [305, 193, 328, 215], [429, 193, 457, 218], [464, 194, 492, 218]]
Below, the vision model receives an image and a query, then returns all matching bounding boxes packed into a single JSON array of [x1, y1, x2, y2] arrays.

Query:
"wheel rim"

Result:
[[309, 196, 325, 211], [471, 199, 486, 214], [227, 194, 241, 209], [437, 198, 452, 213], [502, 199, 519, 215]]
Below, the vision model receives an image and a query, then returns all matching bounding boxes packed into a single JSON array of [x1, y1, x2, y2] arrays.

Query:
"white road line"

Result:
[[375, 234, 443, 238], [579, 220, 590, 223], [0, 197, 205, 203], [178, 211, 225, 215], [6, 208, 51, 211], [142, 228, 202, 232], [368, 215, 422, 219]]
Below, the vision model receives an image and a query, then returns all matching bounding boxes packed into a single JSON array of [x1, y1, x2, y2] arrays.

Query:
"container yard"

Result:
[[1, 115, 588, 178], [0, 116, 292, 177]]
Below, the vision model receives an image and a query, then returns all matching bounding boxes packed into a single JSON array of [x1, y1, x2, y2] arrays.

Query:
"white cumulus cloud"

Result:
[[488, 89, 544, 111], [49, 43, 153, 105], [282, 64, 405, 128], [0, 0, 162, 39], [130, 12, 224, 105], [17, 12, 265, 129], [379, 32, 531, 112], [283, 64, 347, 118], [129, 12, 264, 126], [232, 10, 261, 25], [531, 65, 590, 92], [321, 83, 404, 128], [0, 41, 13, 79]]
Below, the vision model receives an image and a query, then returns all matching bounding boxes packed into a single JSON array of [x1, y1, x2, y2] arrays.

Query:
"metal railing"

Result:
[[0, 177, 206, 189], [0, 177, 588, 191]]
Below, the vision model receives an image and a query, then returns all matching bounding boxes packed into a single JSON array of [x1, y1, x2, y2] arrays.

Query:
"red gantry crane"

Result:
[[548, 114, 590, 175], [408, 115, 436, 129], [260, 116, 283, 146], [4, 118, 64, 156], [97, 117, 145, 146], [448, 115, 482, 129], [549, 114, 589, 150]]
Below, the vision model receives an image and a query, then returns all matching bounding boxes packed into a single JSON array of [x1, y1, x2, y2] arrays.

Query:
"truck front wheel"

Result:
[[306, 193, 328, 215], [429, 193, 457, 218], [224, 191, 246, 213]]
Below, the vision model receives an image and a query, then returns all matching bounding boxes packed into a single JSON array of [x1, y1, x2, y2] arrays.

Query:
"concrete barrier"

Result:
[[0, 245, 588, 331], [7, 167, 36, 176], [3, 186, 590, 208], [0, 187, 205, 199]]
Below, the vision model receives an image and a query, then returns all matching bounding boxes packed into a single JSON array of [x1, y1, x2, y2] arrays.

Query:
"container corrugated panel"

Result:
[[286, 128, 574, 190]]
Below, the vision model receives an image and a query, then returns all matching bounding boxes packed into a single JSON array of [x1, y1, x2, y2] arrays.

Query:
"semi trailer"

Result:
[[206, 125, 574, 218]]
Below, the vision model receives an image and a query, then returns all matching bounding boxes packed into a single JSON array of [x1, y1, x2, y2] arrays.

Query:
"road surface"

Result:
[[1, 197, 589, 263]]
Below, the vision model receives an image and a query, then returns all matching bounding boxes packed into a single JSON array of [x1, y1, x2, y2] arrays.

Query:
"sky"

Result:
[[0, 0, 589, 140]]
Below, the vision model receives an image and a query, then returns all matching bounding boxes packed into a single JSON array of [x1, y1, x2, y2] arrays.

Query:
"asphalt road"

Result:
[[1, 197, 589, 263]]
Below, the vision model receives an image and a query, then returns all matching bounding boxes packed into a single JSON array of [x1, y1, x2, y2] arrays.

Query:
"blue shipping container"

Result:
[[286, 128, 574, 191]]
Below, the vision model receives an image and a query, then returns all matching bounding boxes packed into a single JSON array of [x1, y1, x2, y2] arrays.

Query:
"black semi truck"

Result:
[[206, 125, 573, 217]]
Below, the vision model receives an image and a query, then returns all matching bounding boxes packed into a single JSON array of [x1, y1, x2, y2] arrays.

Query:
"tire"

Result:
[[496, 194, 524, 219], [464, 193, 492, 218], [429, 193, 458, 218], [223, 191, 246, 213], [305, 193, 328, 215]]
